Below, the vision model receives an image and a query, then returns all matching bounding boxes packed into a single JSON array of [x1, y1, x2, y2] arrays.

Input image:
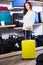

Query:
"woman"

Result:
[[23, 2, 35, 39]]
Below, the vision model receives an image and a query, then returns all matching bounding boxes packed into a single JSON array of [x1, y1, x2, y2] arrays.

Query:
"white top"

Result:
[[22, 10, 35, 30]]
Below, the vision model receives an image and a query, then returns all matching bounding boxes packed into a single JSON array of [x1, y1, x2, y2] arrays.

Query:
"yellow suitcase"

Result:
[[21, 40, 36, 59]]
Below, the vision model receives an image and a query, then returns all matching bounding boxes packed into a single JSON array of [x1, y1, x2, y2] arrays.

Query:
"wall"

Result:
[[32, 6, 42, 12]]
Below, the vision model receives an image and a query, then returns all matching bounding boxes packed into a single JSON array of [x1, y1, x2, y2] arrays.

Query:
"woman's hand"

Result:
[[25, 26, 32, 30]]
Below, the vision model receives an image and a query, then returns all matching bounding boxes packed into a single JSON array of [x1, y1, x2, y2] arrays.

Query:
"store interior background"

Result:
[[0, 0, 43, 21], [0, 0, 43, 44], [0, 0, 43, 61], [0, 1, 43, 65]]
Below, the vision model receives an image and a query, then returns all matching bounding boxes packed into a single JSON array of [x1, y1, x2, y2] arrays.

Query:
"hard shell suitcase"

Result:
[[21, 40, 36, 59]]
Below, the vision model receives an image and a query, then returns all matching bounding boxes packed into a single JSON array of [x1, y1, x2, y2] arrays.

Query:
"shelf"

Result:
[[33, 23, 43, 26], [27, 1, 43, 6], [9, 7, 24, 11], [0, 24, 16, 28], [9, 1, 43, 11]]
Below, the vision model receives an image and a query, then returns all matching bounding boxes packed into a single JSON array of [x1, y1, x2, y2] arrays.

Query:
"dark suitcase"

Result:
[[36, 53, 43, 65], [8, 35, 16, 51], [7, 35, 24, 51], [0, 35, 24, 54], [0, 35, 14, 54], [0, 39, 13, 54], [38, 12, 43, 23], [35, 35, 43, 47], [38, 12, 41, 23]]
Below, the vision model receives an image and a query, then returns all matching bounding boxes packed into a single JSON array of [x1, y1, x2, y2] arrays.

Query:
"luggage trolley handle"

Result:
[[24, 30, 35, 40], [25, 30, 26, 40], [23, 26, 33, 40]]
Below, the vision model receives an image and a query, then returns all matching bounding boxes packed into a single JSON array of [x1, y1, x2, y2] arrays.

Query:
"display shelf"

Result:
[[33, 23, 43, 26], [14, 23, 43, 30], [27, 1, 43, 6], [0, 24, 16, 28], [9, 7, 24, 11]]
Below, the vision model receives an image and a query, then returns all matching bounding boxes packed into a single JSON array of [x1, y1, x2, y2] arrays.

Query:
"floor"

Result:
[[0, 47, 43, 65], [0, 55, 36, 65]]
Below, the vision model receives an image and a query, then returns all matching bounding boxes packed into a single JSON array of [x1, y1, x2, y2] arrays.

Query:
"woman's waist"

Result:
[[22, 26, 33, 30]]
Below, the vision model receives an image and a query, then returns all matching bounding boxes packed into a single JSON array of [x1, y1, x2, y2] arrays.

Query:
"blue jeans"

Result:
[[23, 30, 32, 40]]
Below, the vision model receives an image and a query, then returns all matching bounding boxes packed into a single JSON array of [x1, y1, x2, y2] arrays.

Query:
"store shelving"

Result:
[[0, 24, 16, 28], [27, 1, 43, 6], [9, 7, 24, 11], [9, 1, 43, 11]]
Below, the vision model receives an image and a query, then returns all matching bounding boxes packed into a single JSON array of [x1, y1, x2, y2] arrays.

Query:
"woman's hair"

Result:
[[23, 2, 32, 15]]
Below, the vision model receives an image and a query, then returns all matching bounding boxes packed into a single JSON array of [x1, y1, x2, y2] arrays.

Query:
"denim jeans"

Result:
[[23, 30, 32, 40]]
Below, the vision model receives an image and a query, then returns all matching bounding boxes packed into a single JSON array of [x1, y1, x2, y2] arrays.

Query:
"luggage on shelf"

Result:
[[0, 11, 11, 25], [0, 6, 8, 11], [38, 12, 41, 23], [35, 12, 39, 24], [0, 35, 15, 54], [0, 36, 13, 54], [12, 13, 23, 27], [0, 35, 24, 54], [35, 35, 43, 47], [38, 12, 43, 23], [8, 35, 24, 51]]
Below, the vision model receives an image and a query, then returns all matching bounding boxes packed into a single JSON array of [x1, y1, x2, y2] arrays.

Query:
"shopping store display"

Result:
[[0, 35, 24, 54], [0, 0, 43, 57]]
